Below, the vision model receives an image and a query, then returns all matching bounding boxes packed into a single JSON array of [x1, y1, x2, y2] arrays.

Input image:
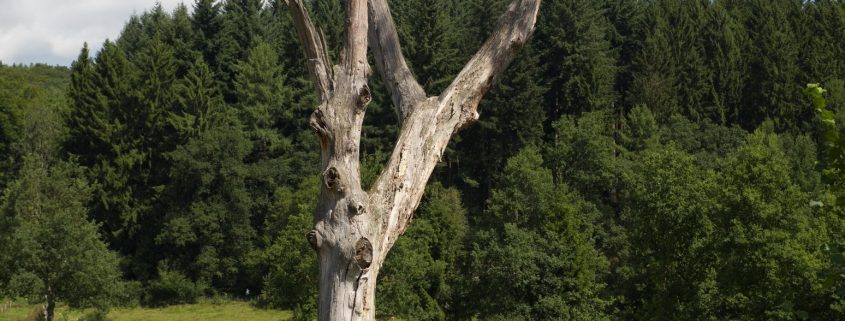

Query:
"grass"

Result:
[[0, 299, 292, 321]]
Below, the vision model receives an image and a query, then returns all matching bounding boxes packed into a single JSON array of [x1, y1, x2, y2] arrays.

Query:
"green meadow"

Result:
[[0, 299, 291, 321]]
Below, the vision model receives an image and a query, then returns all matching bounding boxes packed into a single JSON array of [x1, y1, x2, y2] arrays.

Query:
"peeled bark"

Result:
[[283, 0, 541, 320]]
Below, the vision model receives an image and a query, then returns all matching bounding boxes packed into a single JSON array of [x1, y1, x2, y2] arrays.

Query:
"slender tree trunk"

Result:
[[45, 289, 55, 321], [282, 0, 542, 320]]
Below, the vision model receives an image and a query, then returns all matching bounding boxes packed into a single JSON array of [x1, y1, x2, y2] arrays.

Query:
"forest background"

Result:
[[2, 0, 845, 320]]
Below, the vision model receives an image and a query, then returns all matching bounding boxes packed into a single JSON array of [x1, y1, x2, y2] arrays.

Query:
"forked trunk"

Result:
[[282, 0, 542, 320]]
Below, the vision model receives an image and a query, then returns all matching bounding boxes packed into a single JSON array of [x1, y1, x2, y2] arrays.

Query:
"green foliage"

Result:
[[1, 156, 122, 317], [261, 176, 319, 310], [0, 98, 122, 321], [159, 117, 257, 292], [78, 309, 112, 321], [389, 0, 466, 93], [377, 183, 469, 320], [144, 269, 206, 307], [6, 1, 845, 320], [807, 84, 845, 201], [545, 112, 620, 208], [465, 147, 610, 321], [618, 145, 721, 321], [0, 63, 69, 190], [537, 0, 618, 116]]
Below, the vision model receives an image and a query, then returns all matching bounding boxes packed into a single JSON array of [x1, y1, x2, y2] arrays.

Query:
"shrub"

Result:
[[77, 309, 111, 321], [143, 269, 204, 307]]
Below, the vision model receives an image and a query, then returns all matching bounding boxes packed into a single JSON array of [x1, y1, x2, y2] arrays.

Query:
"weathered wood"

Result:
[[283, 0, 332, 102], [370, 0, 542, 259], [367, 0, 425, 120], [283, 0, 541, 320]]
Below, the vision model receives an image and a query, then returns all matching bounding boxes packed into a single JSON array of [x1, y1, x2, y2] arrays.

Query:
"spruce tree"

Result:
[[455, 44, 547, 209], [160, 114, 257, 292], [670, 0, 712, 122], [537, 0, 618, 117], [741, 0, 803, 129], [68, 41, 144, 262], [216, 0, 264, 101], [169, 4, 200, 77], [627, 2, 680, 121], [389, 0, 465, 93], [192, 0, 224, 70], [704, 1, 748, 125], [172, 57, 223, 140], [66, 44, 111, 167], [311, 0, 345, 59]]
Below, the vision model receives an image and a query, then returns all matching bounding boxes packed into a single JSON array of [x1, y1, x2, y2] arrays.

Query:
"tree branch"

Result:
[[369, 0, 542, 257], [344, 0, 369, 77], [367, 0, 426, 120], [284, 0, 332, 102], [438, 0, 541, 127]]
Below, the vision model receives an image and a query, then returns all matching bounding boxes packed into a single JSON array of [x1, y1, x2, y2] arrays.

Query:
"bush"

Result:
[[112, 281, 143, 308], [77, 309, 111, 321], [143, 269, 204, 307]]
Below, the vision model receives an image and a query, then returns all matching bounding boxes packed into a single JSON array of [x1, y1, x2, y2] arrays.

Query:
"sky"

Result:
[[0, 0, 186, 66]]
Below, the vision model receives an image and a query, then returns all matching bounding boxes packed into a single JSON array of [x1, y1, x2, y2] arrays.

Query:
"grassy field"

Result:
[[0, 299, 292, 321]]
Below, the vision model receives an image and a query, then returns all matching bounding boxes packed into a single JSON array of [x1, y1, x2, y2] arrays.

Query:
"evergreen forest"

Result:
[[2, 0, 845, 320]]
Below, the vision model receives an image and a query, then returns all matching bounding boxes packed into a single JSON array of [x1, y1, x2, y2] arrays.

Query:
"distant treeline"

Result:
[[1, 0, 845, 320]]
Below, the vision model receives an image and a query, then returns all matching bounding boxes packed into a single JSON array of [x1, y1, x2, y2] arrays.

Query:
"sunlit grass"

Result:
[[0, 298, 292, 321]]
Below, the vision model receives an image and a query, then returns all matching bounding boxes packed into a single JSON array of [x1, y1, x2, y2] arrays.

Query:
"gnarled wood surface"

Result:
[[283, 0, 541, 320]]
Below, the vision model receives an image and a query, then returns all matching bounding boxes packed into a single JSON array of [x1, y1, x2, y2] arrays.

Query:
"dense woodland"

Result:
[[2, 0, 845, 320]]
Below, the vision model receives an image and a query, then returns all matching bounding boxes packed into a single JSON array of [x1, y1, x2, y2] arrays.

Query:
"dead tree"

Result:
[[282, 0, 541, 319]]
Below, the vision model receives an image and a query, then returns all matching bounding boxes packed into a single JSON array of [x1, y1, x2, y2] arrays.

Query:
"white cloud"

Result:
[[0, 0, 187, 66]]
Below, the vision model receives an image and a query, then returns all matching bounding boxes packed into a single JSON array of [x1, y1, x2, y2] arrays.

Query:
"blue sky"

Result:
[[0, 0, 185, 66]]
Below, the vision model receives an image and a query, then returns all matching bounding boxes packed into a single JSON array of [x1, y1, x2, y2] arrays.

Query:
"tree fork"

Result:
[[283, 0, 541, 320]]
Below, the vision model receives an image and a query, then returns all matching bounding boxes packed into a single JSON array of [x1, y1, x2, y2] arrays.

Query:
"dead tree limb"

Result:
[[283, 0, 542, 320]]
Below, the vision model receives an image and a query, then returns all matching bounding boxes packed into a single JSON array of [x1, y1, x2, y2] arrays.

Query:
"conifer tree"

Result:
[[601, 0, 646, 104], [233, 42, 293, 138], [456, 44, 547, 208], [66, 44, 110, 167], [311, 0, 345, 59], [172, 57, 223, 140], [160, 112, 257, 292], [537, 0, 618, 117], [216, 0, 264, 100], [169, 4, 201, 77], [627, 2, 679, 120], [192, 0, 224, 70], [117, 15, 149, 58], [670, 0, 712, 122], [389, 0, 465, 93], [704, 1, 748, 124], [741, 0, 803, 129], [67, 41, 143, 260]]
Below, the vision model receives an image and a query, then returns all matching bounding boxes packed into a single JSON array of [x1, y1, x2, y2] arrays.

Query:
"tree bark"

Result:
[[283, 0, 541, 320], [45, 287, 55, 321]]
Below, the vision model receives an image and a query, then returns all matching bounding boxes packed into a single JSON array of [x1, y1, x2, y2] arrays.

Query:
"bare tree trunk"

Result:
[[282, 0, 541, 320], [45, 287, 55, 321]]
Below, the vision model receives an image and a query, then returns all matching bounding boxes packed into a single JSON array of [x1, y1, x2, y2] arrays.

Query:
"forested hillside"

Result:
[[2, 0, 845, 320]]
